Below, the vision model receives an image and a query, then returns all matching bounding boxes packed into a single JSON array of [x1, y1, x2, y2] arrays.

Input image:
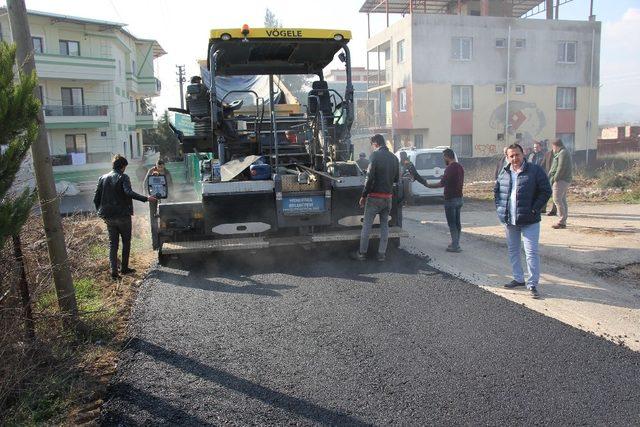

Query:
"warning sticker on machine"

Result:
[[282, 196, 325, 214]]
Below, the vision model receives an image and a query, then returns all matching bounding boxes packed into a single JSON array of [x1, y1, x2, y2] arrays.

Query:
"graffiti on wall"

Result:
[[489, 101, 547, 146], [474, 144, 497, 156]]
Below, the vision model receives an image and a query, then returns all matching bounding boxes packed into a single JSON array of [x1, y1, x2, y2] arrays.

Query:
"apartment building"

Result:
[[360, 0, 600, 158], [0, 9, 165, 168]]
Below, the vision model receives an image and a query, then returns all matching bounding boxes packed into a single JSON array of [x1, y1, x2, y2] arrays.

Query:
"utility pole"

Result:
[[7, 0, 78, 324], [176, 65, 186, 109]]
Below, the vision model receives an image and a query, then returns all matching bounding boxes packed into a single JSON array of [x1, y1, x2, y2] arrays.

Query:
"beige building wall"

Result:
[[574, 85, 599, 152], [412, 84, 451, 148]]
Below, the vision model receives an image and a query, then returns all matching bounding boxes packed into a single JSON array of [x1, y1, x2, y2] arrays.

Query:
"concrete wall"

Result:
[[366, 13, 601, 156], [410, 14, 600, 87]]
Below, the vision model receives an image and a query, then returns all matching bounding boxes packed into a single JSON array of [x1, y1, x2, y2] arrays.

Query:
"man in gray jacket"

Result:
[[548, 139, 573, 229]]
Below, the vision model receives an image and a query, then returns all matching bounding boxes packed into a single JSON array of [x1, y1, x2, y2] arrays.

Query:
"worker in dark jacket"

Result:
[[399, 151, 428, 205], [94, 154, 156, 280], [494, 143, 551, 299], [352, 134, 399, 262]]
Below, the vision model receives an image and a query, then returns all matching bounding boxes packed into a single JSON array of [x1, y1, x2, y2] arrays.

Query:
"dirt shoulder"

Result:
[[0, 213, 154, 425]]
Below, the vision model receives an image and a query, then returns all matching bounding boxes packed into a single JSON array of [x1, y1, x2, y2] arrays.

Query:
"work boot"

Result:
[[551, 223, 566, 229], [121, 268, 137, 274], [446, 246, 462, 253], [504, 280, 525, 288], [529, 286, 540, 299], [111, 272, 121, 280], [376, 253, 386, 262], [350, 251, 366, 261], [547, 209, 557, 216]]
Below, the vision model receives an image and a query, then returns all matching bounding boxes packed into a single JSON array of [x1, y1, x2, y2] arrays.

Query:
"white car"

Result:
[[395, 147, 457, 201]]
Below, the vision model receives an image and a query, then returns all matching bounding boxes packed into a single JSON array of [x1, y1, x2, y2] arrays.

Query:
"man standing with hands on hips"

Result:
[[351, 134, 399, 262], [494, 144, 551, 299]]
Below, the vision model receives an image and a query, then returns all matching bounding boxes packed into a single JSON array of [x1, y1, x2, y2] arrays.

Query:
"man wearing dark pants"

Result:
[[425, 149, 464, 252], [351, 134, 399, 262], [94, 154, 156, 280]]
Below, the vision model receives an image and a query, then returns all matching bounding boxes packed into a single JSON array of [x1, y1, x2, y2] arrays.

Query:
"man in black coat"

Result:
[[94, 154, 156, 279]]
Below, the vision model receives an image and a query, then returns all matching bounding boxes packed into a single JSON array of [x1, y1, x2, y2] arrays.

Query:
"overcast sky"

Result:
[[4, 0, 640, 115]]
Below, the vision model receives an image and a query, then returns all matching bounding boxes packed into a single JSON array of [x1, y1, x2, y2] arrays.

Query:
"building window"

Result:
[[61, 87, 84, 116], [398, 87, 407, 112], [32, 37, 44, 53], [515, 133, 523, 141], [131, 59, 136, 73], [557, 41, 577, 63], [515, 85, 525, 95], [59, 40, 80, 56], [556, 87, 576, 110], [414, 134, 424, 149], [452, 37, 472, 61], [497, 133, 505, 141], [515, 38, 526, 49], [495, 38, 506, 48], [65, 134, 87, 154], [397, 39, 405, 63], [100, 131, 107, 137], [495, 85, 505, 94], [451, 135, 472, 158], [452, 85, 472, 110], [556, 133, 575, 152]]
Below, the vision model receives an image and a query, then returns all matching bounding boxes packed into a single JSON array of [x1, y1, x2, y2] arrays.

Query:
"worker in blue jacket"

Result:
[[494, 143, 551, 299]]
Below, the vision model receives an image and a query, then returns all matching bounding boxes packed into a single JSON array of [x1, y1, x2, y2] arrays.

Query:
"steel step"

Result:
[[160, 227, 408, 254]]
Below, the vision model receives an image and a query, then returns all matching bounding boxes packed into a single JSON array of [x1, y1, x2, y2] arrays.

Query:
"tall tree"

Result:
[[143, 110, 180, 159], [0, 42, 38, 248], [263, 9, 311, 103], [264, 8, 281, 28], [0, 42, 39, 341], [8, 0, 78, 325]]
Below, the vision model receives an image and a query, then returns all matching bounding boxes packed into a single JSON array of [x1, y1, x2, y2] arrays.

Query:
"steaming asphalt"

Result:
[[101, 246, 640, 425]]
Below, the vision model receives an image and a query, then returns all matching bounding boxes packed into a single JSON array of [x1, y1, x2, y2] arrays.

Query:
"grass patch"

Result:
[[7, 278, 116, 425], [89, 243, 108, 260]]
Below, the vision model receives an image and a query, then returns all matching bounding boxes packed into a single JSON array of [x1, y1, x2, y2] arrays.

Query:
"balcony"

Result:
[[43, 105, 110, 130], [135, 77, 162, 96], [135, 111, 156, 129], [367, 68, 392, 91], [35, 53, 115, 81]]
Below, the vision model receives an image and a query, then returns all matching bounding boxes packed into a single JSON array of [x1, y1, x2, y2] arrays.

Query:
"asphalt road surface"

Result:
[[102, 247, 640, 425]]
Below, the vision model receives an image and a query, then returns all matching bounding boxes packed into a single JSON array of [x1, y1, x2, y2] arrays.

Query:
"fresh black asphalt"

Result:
[[101, 247, 640, 425]]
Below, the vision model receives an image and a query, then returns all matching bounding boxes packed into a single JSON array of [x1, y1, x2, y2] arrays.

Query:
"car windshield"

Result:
[[415, 153, 445, 170]]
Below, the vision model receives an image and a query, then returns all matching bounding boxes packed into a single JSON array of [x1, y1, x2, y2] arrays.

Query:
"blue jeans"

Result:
[[504, 222, 540, 288], [444, 197, 463, 248], [359, 197, 392, 255]]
